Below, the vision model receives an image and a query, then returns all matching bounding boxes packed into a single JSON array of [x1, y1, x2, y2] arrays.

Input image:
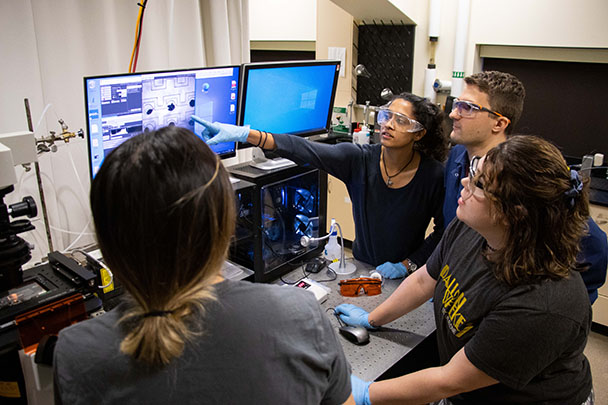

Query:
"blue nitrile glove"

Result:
[[350, 374, 372, 405], [335, 304, 375, 329], [191, 115, 250, 145], [376, 261, 408, 279]]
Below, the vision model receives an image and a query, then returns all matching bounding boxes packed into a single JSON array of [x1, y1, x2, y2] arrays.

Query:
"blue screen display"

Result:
[[241, 63, 339, 135], [85, 66, 239, 178]]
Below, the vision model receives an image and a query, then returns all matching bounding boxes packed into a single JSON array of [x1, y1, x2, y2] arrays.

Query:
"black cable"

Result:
[[312, 266, 337, 282], [326, 307, 346, 326]]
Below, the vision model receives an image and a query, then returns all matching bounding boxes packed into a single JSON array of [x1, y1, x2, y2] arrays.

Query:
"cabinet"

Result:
[[589, 204, 608, 326], [228, 164, 327, 282]]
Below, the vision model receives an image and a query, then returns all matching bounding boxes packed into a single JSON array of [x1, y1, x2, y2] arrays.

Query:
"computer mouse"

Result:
[[338, 325, 370, 345]]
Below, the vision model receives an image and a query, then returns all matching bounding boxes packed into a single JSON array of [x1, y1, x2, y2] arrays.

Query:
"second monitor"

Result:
[[238, 60, 340, 170]]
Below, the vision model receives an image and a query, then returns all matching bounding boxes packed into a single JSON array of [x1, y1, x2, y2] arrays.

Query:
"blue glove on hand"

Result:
[[335, 304, 375, 329], [350, 374, 372, 405], [191, 115, 250, 145], [376, 261, 408, 279]]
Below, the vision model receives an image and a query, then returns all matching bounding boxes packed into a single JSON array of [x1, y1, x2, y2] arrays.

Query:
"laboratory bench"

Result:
[[277, 256, 438, 381]]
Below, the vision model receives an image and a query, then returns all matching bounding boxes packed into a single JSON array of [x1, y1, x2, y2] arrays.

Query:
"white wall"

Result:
[[249, 0, 316, 41], [1, 0, 248, 265], [388, 0, 608, 95]]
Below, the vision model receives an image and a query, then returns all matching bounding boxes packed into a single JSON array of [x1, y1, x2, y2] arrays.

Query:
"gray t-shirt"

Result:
[[427, 220, 592, 405], [54, 280, 351, 404]]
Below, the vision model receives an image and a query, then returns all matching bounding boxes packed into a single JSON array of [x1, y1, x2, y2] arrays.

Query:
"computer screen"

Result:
[[84, 65, 240, 178], [239, 60, 340, 137]]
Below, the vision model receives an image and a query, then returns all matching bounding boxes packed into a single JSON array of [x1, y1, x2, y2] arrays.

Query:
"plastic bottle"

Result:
[[323, 229, 341, 263], [352, 127, 361, 144], [359, 124, 370, 145]]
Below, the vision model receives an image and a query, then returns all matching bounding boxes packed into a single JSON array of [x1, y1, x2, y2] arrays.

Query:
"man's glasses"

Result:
[[338, 277, 382, 297], [451, 99, 510, 122], [377, 108, 424, 133], [463, 155, 485, 200]]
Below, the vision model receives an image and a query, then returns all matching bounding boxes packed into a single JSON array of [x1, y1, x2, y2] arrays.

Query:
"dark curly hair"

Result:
[[480, 135, 589, 286], [388, 92, 448, 161], [464, 71, 525, 134]]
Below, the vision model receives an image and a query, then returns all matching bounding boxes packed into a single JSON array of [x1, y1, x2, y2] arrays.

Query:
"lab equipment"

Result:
[[300, 218, 356, 275], [228, 165, 326, 282], [354, 64, 372, 79], [433, 78, 452, 93], [0, 251, 107, 405], [323, 229, 340, 262], [84, 65, 241, 178], [287, 277, 331, 303], [0, 131, 37, 291], [380, 88, 394, 101]]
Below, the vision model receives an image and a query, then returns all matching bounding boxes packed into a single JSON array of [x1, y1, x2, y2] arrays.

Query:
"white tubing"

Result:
[[424, 67, 437, 102], [428, 0, 441, 39], [451, 0, 471, 97]]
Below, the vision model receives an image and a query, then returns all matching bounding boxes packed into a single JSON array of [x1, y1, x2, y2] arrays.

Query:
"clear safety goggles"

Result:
[[376, 108, 424, 133], [462, 155, 485, 200], [451, 99, 510, 122]]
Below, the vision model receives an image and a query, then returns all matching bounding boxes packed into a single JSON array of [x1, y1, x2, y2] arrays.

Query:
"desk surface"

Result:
[[280, 258, 436, 381]]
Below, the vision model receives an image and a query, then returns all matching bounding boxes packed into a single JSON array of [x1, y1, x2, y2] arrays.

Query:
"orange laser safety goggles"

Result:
[[338, 277, 382, 297]]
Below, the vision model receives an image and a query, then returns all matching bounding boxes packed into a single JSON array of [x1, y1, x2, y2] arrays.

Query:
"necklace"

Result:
[[382, 149, 415, 187]]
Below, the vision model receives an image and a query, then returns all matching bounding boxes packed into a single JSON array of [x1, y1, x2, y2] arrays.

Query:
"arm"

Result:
[[368, 265, 436, 327], [190, 116, 363, 182], [245, 129, 277, 150], [368, 348, 498, 404]]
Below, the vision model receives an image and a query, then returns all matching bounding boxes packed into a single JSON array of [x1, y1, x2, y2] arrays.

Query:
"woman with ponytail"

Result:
[[53, 126, 353, 404]]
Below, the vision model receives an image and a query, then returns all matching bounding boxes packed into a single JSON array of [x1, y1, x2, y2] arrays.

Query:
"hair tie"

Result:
[[141, 310, 174, 318], [564, 169, 583, 207]]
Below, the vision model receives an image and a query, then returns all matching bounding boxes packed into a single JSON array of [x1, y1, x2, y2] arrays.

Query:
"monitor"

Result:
[[239, 60, 340, 137], [84, 65, 240, 178]]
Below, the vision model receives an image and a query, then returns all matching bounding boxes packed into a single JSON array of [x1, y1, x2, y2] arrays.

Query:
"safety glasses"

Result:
[[462, 155, 485, 200], [338, 277, 382, 297], [451, 99, 510, 122], [377, 108, 424, 133]]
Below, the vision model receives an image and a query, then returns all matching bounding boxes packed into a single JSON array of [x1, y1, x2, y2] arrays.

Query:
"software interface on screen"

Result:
[[85, 66, 240, 177], [241, 63, 339, 136]]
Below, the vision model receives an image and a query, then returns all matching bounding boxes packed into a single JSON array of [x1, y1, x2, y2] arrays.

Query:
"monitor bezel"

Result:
[[237, 60, 341, 148], [83, 65, 240, 180]]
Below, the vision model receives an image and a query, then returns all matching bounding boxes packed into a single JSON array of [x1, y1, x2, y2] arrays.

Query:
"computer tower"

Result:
[[229, 164, 327, 282]]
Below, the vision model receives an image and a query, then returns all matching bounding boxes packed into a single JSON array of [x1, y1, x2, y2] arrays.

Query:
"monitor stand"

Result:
[[250, 147, 296, 171]]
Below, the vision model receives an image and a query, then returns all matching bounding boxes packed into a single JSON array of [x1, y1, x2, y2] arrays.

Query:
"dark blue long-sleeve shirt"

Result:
[[443, 144, 608, 303], [273, 134, 445, 267]]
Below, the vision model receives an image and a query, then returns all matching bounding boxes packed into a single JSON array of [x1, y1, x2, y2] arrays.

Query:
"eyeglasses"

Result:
[[338, 277, 382, 297], [377, 108, 424, 133], [451, 99, 510, 122], [463, 155, 485, 200]]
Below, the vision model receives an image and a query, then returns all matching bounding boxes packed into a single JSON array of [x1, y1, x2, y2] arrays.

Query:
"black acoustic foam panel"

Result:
[[356, 23, 415, 106]]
